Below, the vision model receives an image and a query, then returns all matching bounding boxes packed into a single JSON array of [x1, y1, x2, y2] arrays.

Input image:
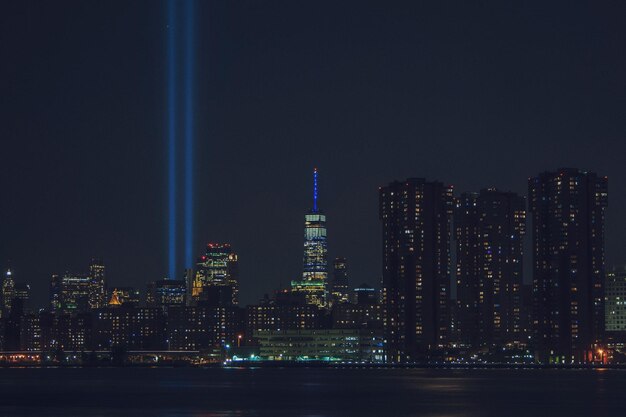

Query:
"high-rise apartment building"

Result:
[[379, 178, 454, 362], [605, 266, 626, 337], [454, 189, 526, 348], [529, 169, 608, 362]]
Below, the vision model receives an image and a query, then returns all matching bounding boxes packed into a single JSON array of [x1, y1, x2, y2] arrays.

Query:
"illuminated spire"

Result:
[[108, 289, 122, 306], [313, 167, 319, 212]]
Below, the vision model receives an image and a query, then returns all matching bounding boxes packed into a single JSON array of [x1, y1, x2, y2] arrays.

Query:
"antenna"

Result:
[[313, 167, 319, 212]]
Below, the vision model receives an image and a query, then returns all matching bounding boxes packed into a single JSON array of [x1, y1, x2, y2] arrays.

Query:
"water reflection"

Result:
[[0, 368, 624, 417]]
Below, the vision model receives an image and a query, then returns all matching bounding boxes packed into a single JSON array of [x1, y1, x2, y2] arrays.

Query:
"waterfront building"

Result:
[[193, 243, 239, 306], [454, 189, 526, 348], [19, 313, 41, 351], [166, 305, 244, 350], [92, 307, 166, 350], [529, 169, 608, 363], [255, 329, 384, 363], [291, 168, 329, 308], [606, 266, 626, 337], [55, 313, 92, 351], [379, 178, 454, 362], [245, 293, 321, 344]]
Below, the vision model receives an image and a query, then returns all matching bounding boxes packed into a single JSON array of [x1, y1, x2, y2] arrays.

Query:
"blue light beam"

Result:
[[167, 0, 177, 280], [184, 0, 195, 268], [313, 168, 318, 212]]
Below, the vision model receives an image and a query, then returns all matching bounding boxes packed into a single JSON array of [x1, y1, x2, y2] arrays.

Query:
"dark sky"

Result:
[[2, 1, 626, 307]]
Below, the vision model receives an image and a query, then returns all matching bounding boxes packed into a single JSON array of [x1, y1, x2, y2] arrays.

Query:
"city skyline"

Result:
[[2, 1, 626, 309], [3, 2, 626, 416], [1, 166, 623, 309]]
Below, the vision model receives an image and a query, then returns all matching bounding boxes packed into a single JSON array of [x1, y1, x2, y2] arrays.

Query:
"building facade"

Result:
[[330, 257, 350, 305], [380, 178, 454, 362], [529, 169, 608, 362], [88, 259, 107, 310], [606, 266, 626, 337], [147, 280, 187, 307], [255, 329, 384, 363], [2, 269, 15, 315], [292, 168, 329, 308], [454, 189, 526, 349], [193, 243, 239, 306], [52, 273, 91, 312]]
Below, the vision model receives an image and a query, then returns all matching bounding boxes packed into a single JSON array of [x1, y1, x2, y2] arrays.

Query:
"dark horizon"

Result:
[[2, 1, 626, 308]]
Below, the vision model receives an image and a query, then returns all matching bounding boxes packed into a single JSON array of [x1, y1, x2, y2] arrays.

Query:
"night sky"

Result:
[[2, 1, 626, 307]]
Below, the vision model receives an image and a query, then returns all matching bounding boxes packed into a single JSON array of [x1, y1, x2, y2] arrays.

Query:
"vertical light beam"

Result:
[[313, 168, 318, 212], [184, 0, 195, 268], [167, 0, 177, 279]]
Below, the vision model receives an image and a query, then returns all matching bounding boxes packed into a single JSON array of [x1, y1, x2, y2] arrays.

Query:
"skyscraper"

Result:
[[291, 168, 329, 308], [380, 178, 454, 362], [330, 257, 350, 305], [52, 272, 91, 312], [193, 243, 239, 306], [529, 169, 608, 363], [454, 189, 526, 349], [88, 258, 106, 310], [2, 269, 15, 314]]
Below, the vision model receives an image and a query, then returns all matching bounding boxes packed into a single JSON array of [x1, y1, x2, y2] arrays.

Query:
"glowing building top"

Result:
[[291, 168, 329, 308], [193, 243, 239, 306]]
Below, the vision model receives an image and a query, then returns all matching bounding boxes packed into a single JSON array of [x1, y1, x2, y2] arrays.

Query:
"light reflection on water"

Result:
[[0, 368, 624, 417]]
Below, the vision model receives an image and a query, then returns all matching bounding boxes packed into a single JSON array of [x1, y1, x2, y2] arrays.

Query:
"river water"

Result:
[[0, 367, 623, 416]]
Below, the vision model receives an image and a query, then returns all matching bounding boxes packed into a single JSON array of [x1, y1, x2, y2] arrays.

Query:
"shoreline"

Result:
[[0, 362, 623, 370]]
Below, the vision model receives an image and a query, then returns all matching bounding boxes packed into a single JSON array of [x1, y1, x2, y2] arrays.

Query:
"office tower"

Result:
[[605, 267, 626, 337], [193, 243, 239, 306], [454, 189, 526, 348], [529, 169, 608, 363], [353, 284, 377, 306], [11, 283, 31, 315], [291, 168, 329, 308], [88, 258, 106, 309], [148, 279, 187, 307], [380, 178, 454, 362], [330, 257, 350, 305], [54, 273, 91, 312], [2, 269, 15, 314]]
